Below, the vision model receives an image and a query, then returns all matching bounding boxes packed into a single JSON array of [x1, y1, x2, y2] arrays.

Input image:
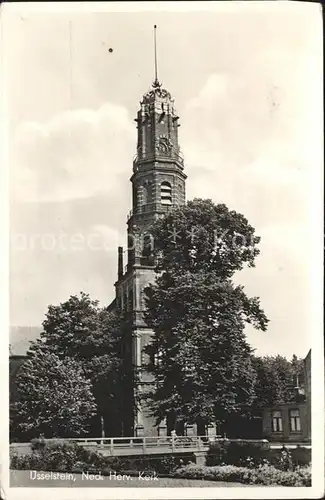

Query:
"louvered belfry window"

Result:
[[161, 181, 172, 205]]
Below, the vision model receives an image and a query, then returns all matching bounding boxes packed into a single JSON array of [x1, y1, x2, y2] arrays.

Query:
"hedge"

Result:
[[207, 440, 311, 469], [172, 463, 311, 486]]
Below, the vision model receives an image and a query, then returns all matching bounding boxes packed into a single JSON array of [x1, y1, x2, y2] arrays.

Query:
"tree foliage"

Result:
[[143, 199, 269, 428], [29, 292, 122, 414], [252, 354, 305, 407], [12, 292, 123, 439], [31, 292, 120, 361], [149, 199, 260, 278], [11, 352, 96, 439]]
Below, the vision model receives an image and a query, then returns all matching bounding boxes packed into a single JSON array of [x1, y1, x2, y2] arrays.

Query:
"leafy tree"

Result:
[[143, 199, 268, 431], [149, 199, 260, 278], [11, 352, 96, 439], [30, 292, 120, 361], [291, 354, 305, 388], [27, 292, 123, 435], [252, 354, 305, 407]]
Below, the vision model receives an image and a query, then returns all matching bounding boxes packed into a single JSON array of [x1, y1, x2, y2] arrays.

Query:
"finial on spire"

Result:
[[153, 24, 161, 88]]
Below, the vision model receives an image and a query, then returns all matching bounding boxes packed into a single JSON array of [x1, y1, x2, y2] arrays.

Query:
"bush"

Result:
[[10, 440, 106, 473], [291, 446, 312, 467], [226, 441, 270, 468], [137, 455, 179, 474], [207, 440, 311, 473], [277, 448, 293, 471], [31, 437, 46, 451], [207, 440, 270, 468], [172, 463, 311, 486], [206, 439, 227, 466], [99, 454, 191, 474], [294, 465, 312, 486]]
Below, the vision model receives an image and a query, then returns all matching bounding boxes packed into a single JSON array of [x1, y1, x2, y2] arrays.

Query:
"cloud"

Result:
[[182, 56, 318, 227], [11, 103, 135, 202], [179, 58, 320, 357]]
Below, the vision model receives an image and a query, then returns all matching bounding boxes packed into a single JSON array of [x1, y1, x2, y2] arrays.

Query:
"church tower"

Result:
[[114, 27, 186, 436]]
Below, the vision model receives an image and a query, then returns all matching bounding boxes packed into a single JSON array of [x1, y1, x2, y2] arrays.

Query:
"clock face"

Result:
[[158, 137, 172, 154]]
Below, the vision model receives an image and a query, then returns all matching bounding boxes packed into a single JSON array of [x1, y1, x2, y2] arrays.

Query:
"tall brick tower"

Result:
[[114, 27, 186, 436]]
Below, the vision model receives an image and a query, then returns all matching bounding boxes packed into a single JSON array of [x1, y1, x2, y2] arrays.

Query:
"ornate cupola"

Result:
[[134, 25, 184, 172], [134, 81, 184, 170], [125, 26, 186, 269], [128, 77, 186, 268]]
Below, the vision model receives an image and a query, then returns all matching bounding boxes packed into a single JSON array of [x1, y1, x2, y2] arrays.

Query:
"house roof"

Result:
[[304, 348, 311, 363]]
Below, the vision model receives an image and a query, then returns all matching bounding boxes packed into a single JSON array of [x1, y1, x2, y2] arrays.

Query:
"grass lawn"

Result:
[[10, 470, 251, 488]]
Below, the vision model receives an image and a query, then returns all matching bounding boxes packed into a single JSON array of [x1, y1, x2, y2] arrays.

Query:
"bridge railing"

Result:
[[47, 435, 212, 454]]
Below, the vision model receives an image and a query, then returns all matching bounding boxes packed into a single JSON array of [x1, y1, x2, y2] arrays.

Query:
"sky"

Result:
[[3, 2, 323, 358]]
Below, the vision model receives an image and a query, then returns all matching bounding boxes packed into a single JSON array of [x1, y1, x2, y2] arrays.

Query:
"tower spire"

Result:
[[153, 25, 160, 88]]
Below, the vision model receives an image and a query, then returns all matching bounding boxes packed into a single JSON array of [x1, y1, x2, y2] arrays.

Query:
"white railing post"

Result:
[[171, 433, 175, 452], [110, 438, 114, 456], [142, 437, 147, 454]]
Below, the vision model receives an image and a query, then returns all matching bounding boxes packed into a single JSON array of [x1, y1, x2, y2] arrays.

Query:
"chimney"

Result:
[[118, 246, 123, 279]]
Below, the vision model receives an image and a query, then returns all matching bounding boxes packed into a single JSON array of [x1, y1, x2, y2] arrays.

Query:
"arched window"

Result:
[[161, 181, 172, 205], [142, 233, 154, 258]]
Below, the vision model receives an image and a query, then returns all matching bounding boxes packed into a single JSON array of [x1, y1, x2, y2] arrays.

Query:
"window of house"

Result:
[[153, 349, 163, 367], [289, 409, 301, 432], [271, 411, 283, 432], [161, 182, 172, 205]]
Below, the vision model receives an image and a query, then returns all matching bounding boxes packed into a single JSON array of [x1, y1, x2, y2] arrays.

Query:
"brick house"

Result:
[[262, 349, 311, 443]]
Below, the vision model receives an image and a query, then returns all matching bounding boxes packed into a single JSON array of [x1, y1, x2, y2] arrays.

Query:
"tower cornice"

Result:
[[130, 162, 187, 184]]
